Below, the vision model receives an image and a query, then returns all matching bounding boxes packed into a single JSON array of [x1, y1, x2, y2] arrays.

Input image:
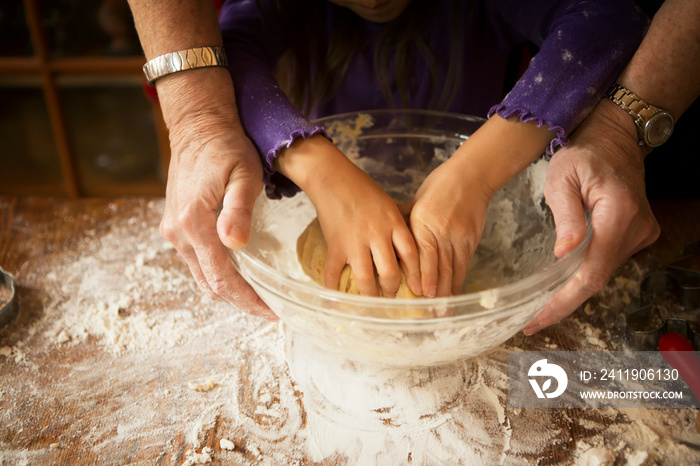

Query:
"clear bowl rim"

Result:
[[312, 108, 488, 125], [231, 109, 593, 322], [232, 220, 591, 320]]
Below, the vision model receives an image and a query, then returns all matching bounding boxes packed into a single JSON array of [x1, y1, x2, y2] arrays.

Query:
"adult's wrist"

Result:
[[156, 66, 242, 133], [143, 46, 228, 86], [127, 0, 224, 62], [595, 99, 650, 159], [615, 0, 700, 121]]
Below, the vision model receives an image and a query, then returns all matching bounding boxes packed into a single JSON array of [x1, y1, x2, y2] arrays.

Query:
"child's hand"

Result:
[[315, 169, 421, 298], [401, 157, 493, 297], [405, 115, 558, 298], [276, 135, 421, 297]]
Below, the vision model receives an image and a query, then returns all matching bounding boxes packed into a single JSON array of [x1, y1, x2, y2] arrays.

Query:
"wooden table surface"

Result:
[[1, 196, 699, 465]]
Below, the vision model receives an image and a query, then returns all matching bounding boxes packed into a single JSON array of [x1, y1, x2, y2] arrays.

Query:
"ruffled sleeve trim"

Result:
[[488, 104, 568, 159], [263, 126, 329, 199]]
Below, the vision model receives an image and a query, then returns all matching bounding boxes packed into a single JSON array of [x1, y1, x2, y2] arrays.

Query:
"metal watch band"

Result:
[[604, 83, 675, 147], [142, 46, 228, 86], [605, 84, 657, 126], [604, 84, 661, 139]]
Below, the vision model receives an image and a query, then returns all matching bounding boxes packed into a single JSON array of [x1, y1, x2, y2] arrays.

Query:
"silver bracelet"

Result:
[[142, 46, 228, 86]]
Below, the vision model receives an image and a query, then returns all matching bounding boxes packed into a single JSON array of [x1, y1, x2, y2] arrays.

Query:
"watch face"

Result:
[[644, 112, 674, 147]]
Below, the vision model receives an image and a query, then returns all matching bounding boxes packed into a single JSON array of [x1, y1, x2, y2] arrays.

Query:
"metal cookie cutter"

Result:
[[626, 242, 700, 351], [0, 267, 19, 329]]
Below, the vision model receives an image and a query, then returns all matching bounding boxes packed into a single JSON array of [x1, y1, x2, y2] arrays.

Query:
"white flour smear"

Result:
[[0, 199, 698, 465]]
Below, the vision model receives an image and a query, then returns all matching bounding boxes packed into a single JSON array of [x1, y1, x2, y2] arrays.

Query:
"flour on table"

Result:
[[182, 447, 213, 465], [576, 445, 615, 465], [0, 199, 698, 465], [0, 345, 25, 363]]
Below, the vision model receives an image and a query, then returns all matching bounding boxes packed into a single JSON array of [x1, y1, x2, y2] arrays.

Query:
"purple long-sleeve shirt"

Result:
[[220, 0, 647, 199]]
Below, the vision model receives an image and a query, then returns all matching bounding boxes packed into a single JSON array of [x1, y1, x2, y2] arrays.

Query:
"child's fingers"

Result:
[[392, 227, 422, 296], [449, 231, 475, 296], [435, 239, 454, 298], [350, 252, 380, 297], [451, 248, 469, 296], [323, 249, 345, 293], [414, 226, 439, 298], [371, 242, 401, 298]]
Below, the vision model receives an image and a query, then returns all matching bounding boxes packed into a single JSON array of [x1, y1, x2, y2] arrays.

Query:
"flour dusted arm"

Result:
[[406, 0, 649, 297], [220, 0, 327, 200], [487, 0, 649, 154]]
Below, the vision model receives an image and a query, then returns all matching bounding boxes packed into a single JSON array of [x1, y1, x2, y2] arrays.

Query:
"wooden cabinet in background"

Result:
[[0, 0, 169, 197]]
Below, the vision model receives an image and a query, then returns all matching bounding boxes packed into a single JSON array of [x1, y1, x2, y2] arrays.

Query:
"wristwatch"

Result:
[[604, 83, 674, 148]]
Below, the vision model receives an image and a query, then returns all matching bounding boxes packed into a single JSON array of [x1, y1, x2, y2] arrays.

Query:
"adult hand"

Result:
[[523, 101, 660, 335], [125, 0, 274, 319], [158, 73, 275, 320]]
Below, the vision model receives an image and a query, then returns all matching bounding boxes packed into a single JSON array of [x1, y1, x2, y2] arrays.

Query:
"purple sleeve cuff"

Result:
[[487, 0, 648, 159], [220, 0, 333, 199], [487, 104, 568, 159], [262, 127, 328, 199]]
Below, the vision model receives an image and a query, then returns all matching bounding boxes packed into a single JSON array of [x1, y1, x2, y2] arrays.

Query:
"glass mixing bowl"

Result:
[[229, 109, 591, 367]]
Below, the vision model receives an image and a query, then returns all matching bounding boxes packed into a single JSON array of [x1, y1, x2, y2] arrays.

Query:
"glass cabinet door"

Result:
[[39, 0, 141, 58], [60, 82, 163, 196], [0, 0, 168, 197], [0, 0, 33, 57], [0, 86, 67, 196]]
